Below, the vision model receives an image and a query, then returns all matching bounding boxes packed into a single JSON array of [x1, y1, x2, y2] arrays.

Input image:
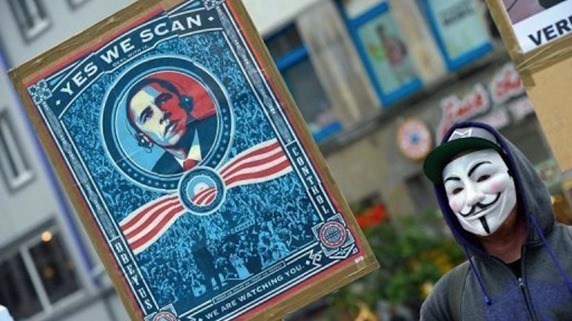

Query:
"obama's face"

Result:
[[128, 82, 189, 147]]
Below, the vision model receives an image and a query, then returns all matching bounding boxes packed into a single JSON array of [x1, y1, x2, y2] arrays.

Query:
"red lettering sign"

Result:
[[490, 63, 524, 104], [436, 84, 491, 140]]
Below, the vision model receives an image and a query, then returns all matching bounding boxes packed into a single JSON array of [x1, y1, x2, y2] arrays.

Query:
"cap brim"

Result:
[[423, 137, 502, 183]]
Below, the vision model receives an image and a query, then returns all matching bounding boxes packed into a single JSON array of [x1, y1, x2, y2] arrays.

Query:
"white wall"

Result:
[[242, 0, 322, 34], [0, 0, 319, 68], [0, 57, 57, 244], [0, 0, 134, 68]]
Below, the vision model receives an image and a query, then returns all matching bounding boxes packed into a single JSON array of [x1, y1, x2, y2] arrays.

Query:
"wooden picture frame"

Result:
[[9, 1, 379, 320]]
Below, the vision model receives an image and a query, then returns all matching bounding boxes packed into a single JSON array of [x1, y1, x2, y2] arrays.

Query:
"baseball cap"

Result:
[[423, 125, 503, 183]]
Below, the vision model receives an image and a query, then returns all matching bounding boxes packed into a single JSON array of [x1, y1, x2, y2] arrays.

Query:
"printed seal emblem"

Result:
[[319, 221, 347, 249], [153, 311, 177, 321], [178, 167, 226, 215]]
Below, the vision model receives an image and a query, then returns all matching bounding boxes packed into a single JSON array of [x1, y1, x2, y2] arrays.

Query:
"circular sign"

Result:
[[397, 118, 433, 161]]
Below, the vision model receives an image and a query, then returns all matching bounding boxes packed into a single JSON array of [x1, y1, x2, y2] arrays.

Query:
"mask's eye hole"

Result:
[[451, 187, 463, 195], [477, 175, 490, 182]]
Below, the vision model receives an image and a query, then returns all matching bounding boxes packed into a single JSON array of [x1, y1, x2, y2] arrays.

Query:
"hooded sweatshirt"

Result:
[[420, 121, 572, 321]]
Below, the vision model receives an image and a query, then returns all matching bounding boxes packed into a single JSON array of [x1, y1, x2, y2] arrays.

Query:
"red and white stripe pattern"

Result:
[[192, 139, 292, 206], [120, 139, 292, 254], [119, 195, 186, 254], [191, 188, 218, 207]]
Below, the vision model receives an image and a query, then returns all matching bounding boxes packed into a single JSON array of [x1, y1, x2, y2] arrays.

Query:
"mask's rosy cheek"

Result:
[[449, 198, 463, 213], [483, 177, 507, 194]]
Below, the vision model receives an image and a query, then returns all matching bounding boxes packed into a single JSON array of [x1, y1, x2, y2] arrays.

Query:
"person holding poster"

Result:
[[420, 121, 572, 320]]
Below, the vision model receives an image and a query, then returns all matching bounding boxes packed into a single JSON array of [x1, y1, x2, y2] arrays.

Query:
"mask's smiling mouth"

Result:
[[458, 193, 501, 218]]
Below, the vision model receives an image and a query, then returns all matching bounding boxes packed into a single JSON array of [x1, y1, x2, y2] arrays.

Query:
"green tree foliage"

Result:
[[326, 211, 465, 319]]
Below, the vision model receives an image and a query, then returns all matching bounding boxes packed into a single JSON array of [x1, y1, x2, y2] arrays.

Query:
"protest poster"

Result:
[[9, 0, 379, 320], [495, 0, 571, 53], [484, 0, 572, 171]]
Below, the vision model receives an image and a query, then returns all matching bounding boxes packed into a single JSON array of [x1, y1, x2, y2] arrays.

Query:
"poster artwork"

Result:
[[11, 1, 378, 320], [500, 0, 572, 52]]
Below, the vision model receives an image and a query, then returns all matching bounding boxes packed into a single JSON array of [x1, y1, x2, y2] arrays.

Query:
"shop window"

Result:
[[266, 24, 343, 143], [415, 0, 493, 71], [0, 255, 42, 318], [337, 0, 423, 105], [0, 110, 34, 192], [0, 229, 81, 319], [8, 0, 50, 41]]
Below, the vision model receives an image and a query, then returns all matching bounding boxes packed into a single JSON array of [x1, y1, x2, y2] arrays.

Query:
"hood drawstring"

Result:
[[460, 214, 572, 309], [528, 214, 572, 293], [464, 245, 493, 306]]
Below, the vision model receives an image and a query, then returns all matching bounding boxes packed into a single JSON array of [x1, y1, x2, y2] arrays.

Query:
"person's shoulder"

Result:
[[552, 222, 572, 235], [420, 261, 469, 321], [431, 261, 469, 290]]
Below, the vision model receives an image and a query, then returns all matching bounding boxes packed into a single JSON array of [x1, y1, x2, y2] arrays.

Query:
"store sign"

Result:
[[475, 109, 510, 130], [436, 83, 491, 140], [436, 63, 531, 140], [508, 96, 535, 121], [9, 1, 378, 320], [397, 118, 433, 161], [489, 63, 525, 104]]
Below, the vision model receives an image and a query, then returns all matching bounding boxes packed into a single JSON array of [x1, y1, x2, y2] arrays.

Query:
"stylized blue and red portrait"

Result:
[[102, 56, 233, 191]]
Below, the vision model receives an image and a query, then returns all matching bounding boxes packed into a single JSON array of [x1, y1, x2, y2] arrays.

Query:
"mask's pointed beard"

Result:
[[480, 216, 491, 234]]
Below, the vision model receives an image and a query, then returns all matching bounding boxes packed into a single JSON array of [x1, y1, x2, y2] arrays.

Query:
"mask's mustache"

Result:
[[458, 193, 500, 217]]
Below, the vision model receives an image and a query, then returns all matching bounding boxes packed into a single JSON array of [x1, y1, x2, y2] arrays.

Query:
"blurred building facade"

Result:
[[0, 0, 568, 321]]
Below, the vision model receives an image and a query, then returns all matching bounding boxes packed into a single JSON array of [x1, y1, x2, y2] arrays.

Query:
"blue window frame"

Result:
[[416, 0, 493, 71], [337, 1, 423, 106], [266, 24, 343, 143]]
